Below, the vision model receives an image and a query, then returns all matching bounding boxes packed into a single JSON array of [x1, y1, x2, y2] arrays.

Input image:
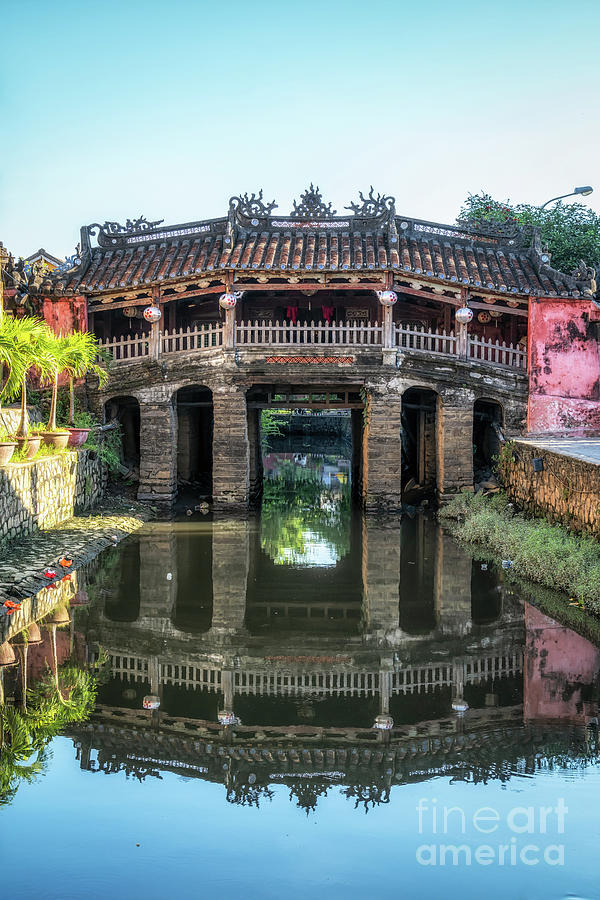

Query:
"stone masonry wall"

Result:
[[0, 449, 106, 545], [500, 441, 600, 534]]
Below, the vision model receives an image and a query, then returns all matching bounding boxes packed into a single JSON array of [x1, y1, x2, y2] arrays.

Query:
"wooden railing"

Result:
[[99, 320, 527, 371], [236, 319, 383, 346]]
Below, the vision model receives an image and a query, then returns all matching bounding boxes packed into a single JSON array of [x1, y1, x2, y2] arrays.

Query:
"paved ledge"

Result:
[[514, 436, 600, 466]]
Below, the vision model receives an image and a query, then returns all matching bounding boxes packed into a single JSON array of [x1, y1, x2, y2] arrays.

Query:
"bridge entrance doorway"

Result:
[[473, 399, 503, 474], [176, 386, 213, 498], [103, 395, 140, 482], [401, 388, 438, 499]]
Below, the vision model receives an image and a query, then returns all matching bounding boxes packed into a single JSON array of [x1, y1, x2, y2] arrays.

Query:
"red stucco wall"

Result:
[[42, 295, 88, 335], [528, 297, 600, 433]]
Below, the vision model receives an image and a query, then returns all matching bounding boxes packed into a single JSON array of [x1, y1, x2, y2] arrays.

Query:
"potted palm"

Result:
[[10, 317, 55, 459], [40, 332, 74, 449], [0, 315, 26, 465], [61, 331, 108, 446]]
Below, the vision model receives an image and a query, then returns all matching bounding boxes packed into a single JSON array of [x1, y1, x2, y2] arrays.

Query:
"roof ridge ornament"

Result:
[[229, 190, 278, 219], [88, 216, 164, 239], [291, 184, 336, 218], [454, 216, 530, 246], [345, 187, 396, 219]]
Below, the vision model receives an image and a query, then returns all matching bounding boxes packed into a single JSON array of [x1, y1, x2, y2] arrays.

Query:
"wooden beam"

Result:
[[232, 281, 385, 292]]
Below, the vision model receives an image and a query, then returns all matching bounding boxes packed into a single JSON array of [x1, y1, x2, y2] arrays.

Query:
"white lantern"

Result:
[[143, 306, 161, 323], [219, 291, 243, 310], [455, 306, 474, 325], [218, 710, 240, 726], [376, 290, 398, 306]]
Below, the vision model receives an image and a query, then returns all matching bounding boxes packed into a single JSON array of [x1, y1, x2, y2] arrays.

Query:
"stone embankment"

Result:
[[0, 493, 155, 605], [501, 438, 600, 534], [0, 449, 106, 545]]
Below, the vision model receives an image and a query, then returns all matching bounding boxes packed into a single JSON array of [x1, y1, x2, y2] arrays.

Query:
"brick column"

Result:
[[363, 388, 403, 512], [212, 385, 249, 509], [436, 387, 474, 502], [362, 517, 401, 640], [434, 529, 472, 637], [210, 518, 248, 636], [137, 391, 177, 502]]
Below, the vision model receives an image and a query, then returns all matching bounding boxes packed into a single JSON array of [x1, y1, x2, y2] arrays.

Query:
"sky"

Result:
[[1, 0, 599, 259]]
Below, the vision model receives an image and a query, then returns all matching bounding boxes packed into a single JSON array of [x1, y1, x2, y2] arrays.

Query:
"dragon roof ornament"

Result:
[[290, 184, 336, 218], [345, 187, 396, 219]]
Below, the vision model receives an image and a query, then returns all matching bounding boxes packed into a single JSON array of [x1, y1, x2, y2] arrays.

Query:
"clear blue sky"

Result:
[[1, 0, 599, 258]]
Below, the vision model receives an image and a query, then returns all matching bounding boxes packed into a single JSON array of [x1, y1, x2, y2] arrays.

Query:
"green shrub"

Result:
[[440, 492, 600, 612]]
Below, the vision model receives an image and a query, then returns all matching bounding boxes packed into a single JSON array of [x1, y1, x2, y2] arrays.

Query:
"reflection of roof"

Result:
[[68, 710, 595, 803], [40, 188, 594, 299]]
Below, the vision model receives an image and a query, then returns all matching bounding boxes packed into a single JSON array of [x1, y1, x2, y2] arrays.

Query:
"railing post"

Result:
[[457, 323, 468, 360], [219, 291, 241, 350], [375, 289, 398, 365]]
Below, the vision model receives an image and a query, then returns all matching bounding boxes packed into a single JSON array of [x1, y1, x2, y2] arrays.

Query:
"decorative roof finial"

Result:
[[345, 187, 396, 218], [290, 184, 336, 218]]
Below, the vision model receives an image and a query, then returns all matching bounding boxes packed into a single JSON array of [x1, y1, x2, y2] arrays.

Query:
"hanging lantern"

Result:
[[455, 306, 473, 325], [376, 290, 398, 306], [477, 311, 491, 324], [219, 291, 243, 310], [143, 695, 160, 710], [143, 306, 161, 323], [123, 307, 140, 318], [490, 309, 502, 319]]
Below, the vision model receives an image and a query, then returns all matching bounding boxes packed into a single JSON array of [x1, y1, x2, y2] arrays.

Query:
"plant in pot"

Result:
[[40, 332, 75, 449], [60, 331, 109, 447], [0, 314, 35, 465], [9, 317, 55, 459]]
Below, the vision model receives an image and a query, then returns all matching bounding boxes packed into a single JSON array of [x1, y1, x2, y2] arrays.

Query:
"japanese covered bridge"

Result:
[[10, 185, 599, 509]]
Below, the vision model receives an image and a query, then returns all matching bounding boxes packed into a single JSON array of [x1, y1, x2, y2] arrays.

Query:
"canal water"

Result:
[[1, 447, 600, 900]]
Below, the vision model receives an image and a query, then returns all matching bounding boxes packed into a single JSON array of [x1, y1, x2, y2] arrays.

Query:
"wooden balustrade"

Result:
[[98, 320, 526, 371]]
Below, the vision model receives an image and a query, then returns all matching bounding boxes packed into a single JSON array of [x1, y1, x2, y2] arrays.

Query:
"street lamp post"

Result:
[[540, 186, 593, 209]]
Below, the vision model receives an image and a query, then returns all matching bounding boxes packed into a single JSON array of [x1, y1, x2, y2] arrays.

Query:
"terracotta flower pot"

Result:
[[40, 431, 71, 450], [15, 435, 42, 459], [0, 641, 17, 667], [26, 622, 43, 645], [0, 441, 16, 466], [44, 606, 71, 627], [66, 427, 91, 447]]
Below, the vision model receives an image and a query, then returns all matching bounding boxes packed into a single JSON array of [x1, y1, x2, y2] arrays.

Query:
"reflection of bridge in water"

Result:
[[85, 515, 524, 732]]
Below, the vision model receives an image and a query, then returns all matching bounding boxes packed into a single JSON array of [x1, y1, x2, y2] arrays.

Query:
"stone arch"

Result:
[[401, 385, 439, 495], [103, 394, 141, 478], [473, 397, 504, 474], [174, 385, 214, 497]]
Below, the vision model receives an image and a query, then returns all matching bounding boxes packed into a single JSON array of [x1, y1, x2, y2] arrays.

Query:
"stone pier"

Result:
[[138, 387, 178, 502], [436, 387, 475, 501], [363, 389, 403, 512], [212, 386, 249, 510]]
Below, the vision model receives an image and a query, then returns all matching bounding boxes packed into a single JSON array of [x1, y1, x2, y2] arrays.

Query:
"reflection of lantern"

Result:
[[143, 306, 161, 323], [143, 695, 160, 710], [218, 710, 240, 726], [376, 290, 398, 306], [477, 311, 491, 324], [452, 699, 469, 713], [455, 306, 473, 325], [373, 714, 394, 730]]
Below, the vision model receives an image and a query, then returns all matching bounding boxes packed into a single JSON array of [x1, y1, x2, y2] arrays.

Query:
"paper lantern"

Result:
[[143, 306, 161, 323], [477, 311, 491, 324], [455, 306, 474, 325], [376, 290, 398, 306]]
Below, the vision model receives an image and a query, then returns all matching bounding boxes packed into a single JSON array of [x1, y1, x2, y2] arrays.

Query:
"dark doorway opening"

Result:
[[473, 399, 503, 479], [176, 386, 213, 497], [103, 395, 141, 480], [401, 387, 437, 497]]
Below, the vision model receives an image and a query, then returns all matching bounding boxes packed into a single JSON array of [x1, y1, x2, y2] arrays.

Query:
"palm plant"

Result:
[[10, 318, 55, 439], [0, 315, 28, 430], [45, 331, 108, 431]]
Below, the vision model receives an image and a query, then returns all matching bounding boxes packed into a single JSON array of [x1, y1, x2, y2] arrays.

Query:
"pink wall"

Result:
[[42, 295, 88, 336], [524, 602, 600, 723], [528, 297, 600, 433]]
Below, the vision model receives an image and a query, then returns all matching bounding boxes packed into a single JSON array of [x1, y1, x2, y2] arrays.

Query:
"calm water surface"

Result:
[[2, 449, 600, 900]]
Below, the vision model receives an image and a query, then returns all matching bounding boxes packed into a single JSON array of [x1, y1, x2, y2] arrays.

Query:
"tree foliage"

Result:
[[459, 192, 600, 274]]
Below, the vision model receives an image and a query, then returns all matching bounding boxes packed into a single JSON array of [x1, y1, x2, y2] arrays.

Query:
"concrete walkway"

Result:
[[514, 436, 600, 466]]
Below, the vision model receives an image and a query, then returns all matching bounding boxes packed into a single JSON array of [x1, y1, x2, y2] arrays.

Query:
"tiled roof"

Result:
[[39, 189, 594, 300]]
